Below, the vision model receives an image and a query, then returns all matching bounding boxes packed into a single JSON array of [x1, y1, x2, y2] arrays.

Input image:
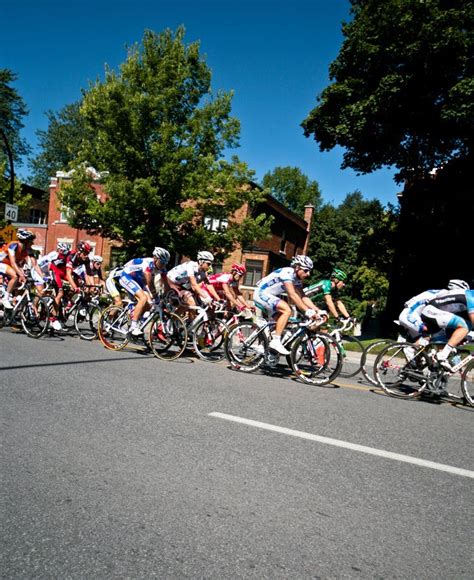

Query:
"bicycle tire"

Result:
[[148, 312, 187, 361], [373, 342, 430, 398], [290, 332, 343, 386], [98, 305, 131, 350], [192, 318, 229, 362], [225, 320, 268, 372], [339, 334, 365, 378], [20, 298, 50, 338], [461, 358, 474, 406], [75, 303, 101, 340], [360, 339, 396, 386]]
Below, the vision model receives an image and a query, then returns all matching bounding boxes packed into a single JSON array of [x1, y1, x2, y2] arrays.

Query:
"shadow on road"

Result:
[[0, 356, 150, 372]]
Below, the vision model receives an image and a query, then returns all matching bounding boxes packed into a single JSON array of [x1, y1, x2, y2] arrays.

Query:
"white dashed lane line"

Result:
[[209, 412, 474, 479]]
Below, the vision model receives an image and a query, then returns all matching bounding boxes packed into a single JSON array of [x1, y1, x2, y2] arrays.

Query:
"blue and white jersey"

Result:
[[426, 289, 474, 314], [37, 251, 58, 273], [404, 289, 443, 311], [167, 261, 206, 288], [256, 267, 301, 296], [122, 257, 156, 285]]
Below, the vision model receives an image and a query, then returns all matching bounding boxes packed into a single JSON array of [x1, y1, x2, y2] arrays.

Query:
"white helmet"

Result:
[[448, 279, 470, 291], [152, 247, 170, 264], [57, 242, 70, 253], [91, 254, 103, 263], [197, 250, 214, 263], [291, 255, 313, 270]]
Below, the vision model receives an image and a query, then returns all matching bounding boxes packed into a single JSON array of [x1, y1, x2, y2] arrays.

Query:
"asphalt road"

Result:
[[1, 331, 473, 579]]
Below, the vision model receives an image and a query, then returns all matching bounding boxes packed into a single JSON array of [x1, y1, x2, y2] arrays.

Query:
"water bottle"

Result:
[[450, 353, 461, 367]]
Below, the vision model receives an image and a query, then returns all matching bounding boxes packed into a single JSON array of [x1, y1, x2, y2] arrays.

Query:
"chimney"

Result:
[[302, 204, 315, 254]]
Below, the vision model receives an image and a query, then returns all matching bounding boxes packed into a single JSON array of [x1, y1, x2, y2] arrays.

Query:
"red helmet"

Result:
[[77, 241, 92, 253], [231, 263, 246, 275]]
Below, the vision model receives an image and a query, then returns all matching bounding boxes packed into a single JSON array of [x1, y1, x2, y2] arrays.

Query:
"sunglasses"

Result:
[[300, 267, 312, 273]]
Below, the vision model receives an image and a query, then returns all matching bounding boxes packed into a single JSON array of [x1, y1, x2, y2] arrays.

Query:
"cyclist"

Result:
[[304, 267, 351, 321], [167, 251, 216, 316], [397, 287, 445, 343], [118, 246, 170, 336], [0, 229, 36, 309], [206, 263, 254, 312], [48, 241, 93, 330], [253, 255, 324, 355], [90, 254, 106, 290], [420, 280, 474, 368]]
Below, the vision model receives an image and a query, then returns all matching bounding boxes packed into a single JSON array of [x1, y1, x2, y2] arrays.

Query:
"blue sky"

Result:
[[2, 0, 401, 206]]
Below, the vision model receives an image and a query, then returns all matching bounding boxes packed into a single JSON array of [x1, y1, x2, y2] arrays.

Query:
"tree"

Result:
[[56, 27, 270, 259], [302, 0, 473, 183], [0, 69, 31, 221], [261, 166, 322, 216], [29, 102, 89, 190], [308, 191, 398, 317]]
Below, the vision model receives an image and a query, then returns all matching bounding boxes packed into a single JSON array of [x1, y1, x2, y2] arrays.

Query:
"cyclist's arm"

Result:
[[285, 282, 318, 314], [65, 266, 79, 292], [8, 249, 26, 281], [323, 294, 339, 319], [220, 283, 240, 307], [335, 299, 350, 319], [189, 274, 211, 301], [144, 270, 157, 300]]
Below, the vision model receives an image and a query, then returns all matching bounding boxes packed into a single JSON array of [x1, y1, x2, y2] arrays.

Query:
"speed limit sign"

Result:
[[5, 203, 18, 222]]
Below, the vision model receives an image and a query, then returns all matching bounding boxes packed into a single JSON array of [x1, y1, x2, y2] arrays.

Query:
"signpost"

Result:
[[5, 203, 19, 222], [0, 224, 17, 243]]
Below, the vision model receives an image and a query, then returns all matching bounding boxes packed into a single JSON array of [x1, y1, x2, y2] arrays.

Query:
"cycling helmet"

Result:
[[77, 241, 92, 253], [231, 263, 246, 275], [17, 229, 36, 241], [291, 255, 313, 270], [152, 246, 170, 264], [331, 268, 347, 281], [448, 279, 470, 291], [197, 250, 214, 263], [90, 255, 103, 263], [57, 242, 70, 253]]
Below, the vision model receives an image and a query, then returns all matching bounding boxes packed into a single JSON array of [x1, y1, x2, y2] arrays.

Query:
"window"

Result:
[[204, 216, 228, 232], [244, 259, 264, 286], [279, 229, 287, 254], [29, 208, 46, 224], [59, 205, 72, 223]]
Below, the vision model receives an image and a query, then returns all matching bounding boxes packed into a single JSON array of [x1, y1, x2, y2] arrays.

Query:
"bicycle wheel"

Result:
[[192, 318, 229, 362], [75, 303, 101, 340], [360, 339, 396, 386], [461, 359, 474, 406], [98, 305, 131, 350], [225, 320, 268, 372], [290, 332, 343, 386], [20, 298, 50, 338], [339, 335, 365, 378], [148, 312, 187, 361], [374, 342, 430, 398]]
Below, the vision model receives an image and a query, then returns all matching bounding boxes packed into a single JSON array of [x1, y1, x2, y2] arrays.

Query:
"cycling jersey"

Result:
[[167, 261, 206, 289], [421, 290, 474, 334], [207, 272, 238, 295], [0, 241, 29, 267], [253, 267, 301, 315], [119, 257, 165, 296], [304, 279, 334, 300], [37, 251, 59, 273], [398, 289, 442, 338]]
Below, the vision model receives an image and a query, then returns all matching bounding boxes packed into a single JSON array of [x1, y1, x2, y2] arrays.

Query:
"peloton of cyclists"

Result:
[[253, 255, 325, 355]]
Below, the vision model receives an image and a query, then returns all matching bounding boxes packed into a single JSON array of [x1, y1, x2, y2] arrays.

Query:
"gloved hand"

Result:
[[201, 294, 212, 305], [305, 308, 316, 319]]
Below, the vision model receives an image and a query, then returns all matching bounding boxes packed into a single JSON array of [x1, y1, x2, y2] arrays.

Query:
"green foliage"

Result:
[[0, 69, 30, 172], [55, 27, 271, 258], [302, 0, 474, 182], [261, 166, 322, 216], [29, 102, 89, 190], [308, 191, 398, 312], [0, 162, 32, 228]]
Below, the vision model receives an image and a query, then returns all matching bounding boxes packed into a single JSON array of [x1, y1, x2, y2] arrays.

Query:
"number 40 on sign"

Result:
[[5, 203, 19, 222]]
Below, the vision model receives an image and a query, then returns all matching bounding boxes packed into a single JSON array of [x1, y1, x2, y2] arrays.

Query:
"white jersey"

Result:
[[167, 261, 206, 288], [37, 251, 58, 273], [404, 289, 442, 311], [256, 267, 301, 296]]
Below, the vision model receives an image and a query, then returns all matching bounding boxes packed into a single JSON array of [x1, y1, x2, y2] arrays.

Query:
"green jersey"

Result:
[[304, 279, 333, 301]]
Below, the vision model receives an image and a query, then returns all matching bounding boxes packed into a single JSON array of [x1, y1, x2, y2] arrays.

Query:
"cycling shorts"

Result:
[[421, 305, 470, 334], [50, 264, 66, 290], [398, 307, 426, 339], [105, 276, 120, 298], [119, 272, 143, 296], [253, 289, 282, 315], [0, 263, 12, 275], [31, 268, 45, 286]]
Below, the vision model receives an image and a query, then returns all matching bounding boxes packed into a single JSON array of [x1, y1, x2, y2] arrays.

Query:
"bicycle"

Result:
[[373, 339, 474, 405], [0, 278, 50, 338], [326, 318, 364, 378], [98, 295, 187, 361], [225, 314, 343, 386]]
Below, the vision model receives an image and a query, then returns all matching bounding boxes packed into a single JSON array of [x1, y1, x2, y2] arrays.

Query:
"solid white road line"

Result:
[[209, 412, 474, 479]]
